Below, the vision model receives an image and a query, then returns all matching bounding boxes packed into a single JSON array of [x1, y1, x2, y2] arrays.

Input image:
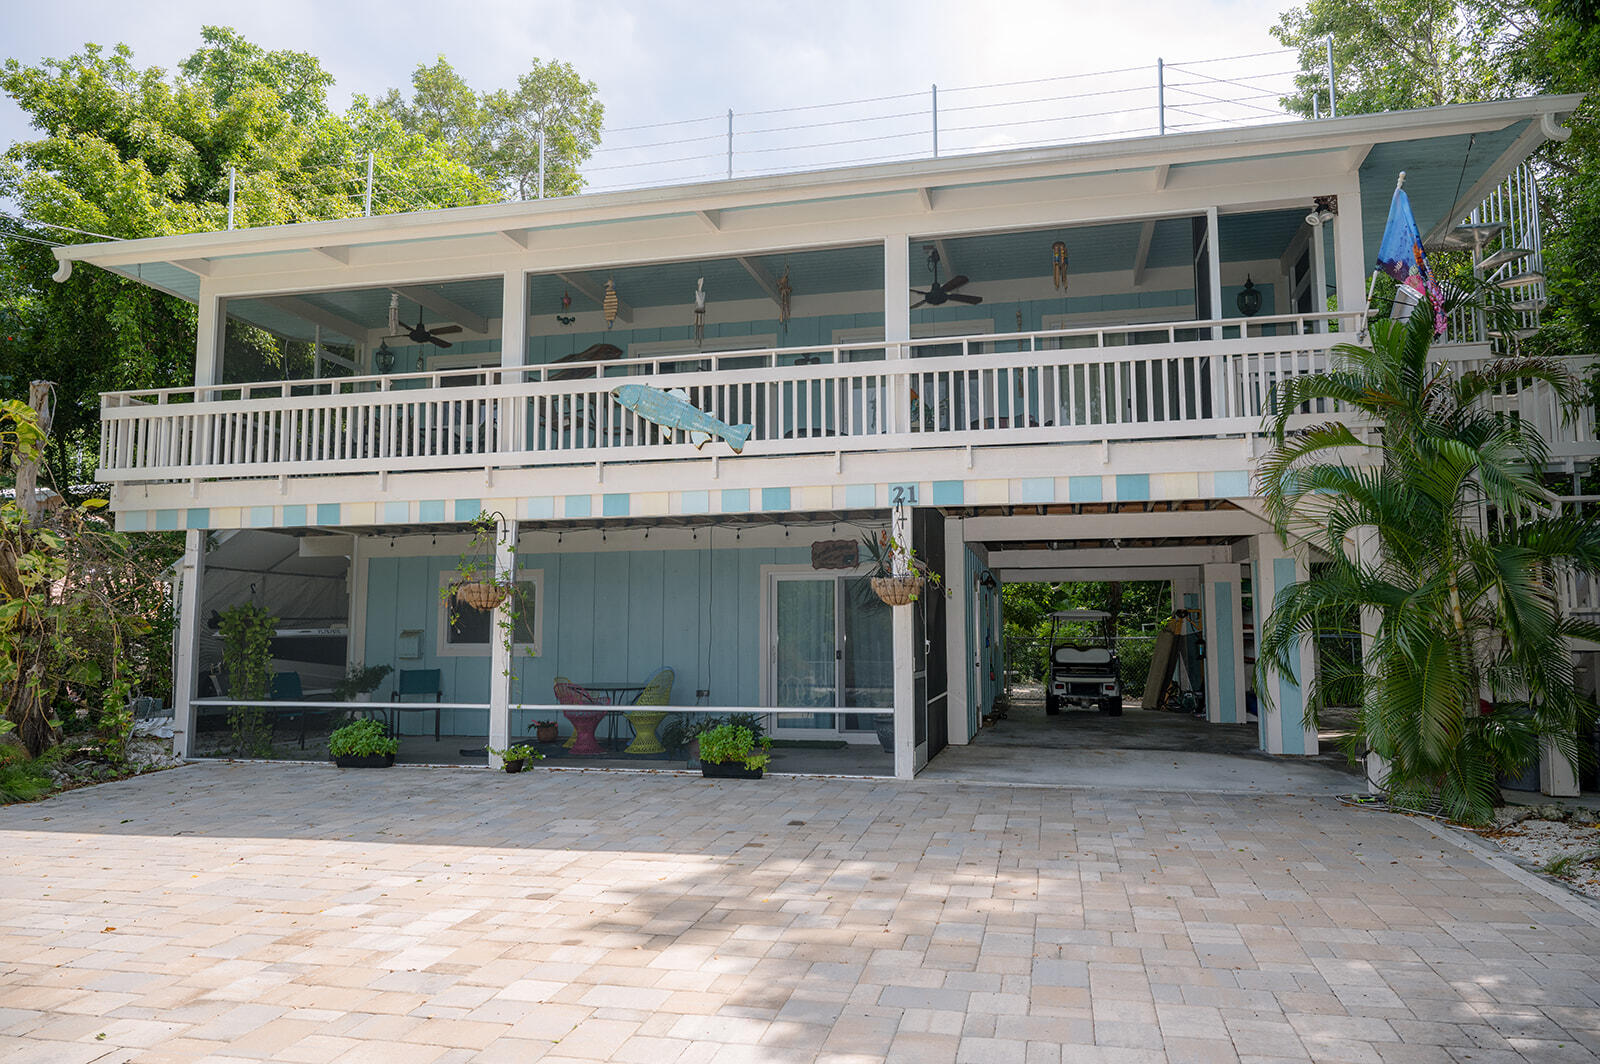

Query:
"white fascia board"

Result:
[[53, 95, 1582, 279]]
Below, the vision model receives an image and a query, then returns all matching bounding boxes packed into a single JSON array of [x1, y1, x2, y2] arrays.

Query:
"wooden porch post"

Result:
[[488, 520, 517, 768], [891, 502, 915, 778], [171, 530, 204, 759], [943, 516, 971, 744], [499, 270, 527, 453]]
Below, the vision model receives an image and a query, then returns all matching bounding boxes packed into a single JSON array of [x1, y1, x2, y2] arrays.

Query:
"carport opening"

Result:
[[989, 577, 1261, 756]]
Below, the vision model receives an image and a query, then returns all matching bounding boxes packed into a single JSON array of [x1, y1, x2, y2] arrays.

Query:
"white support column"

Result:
[[884, 234, 911, 347], [348, 535, 368, 675], [891, 503, 915, 779], [170, 529, 205, 759], [1205, 206, 1223, 339], [1202, 562, 1246, 725], [488, 521, 517, 769], [1332, 177, 1366, 330], [499, 270, 527, 453], [1541, 734, 1581, 797], [194, 285, 224, 392], [944, 517, 971, 743], [1254, 535, 1319, 756], [1311, 219, 1330, 333], [1171, 574, 1201, 613]]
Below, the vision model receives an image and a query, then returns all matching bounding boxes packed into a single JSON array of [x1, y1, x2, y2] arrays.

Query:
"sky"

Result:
[[2, 1, 1302, 193]]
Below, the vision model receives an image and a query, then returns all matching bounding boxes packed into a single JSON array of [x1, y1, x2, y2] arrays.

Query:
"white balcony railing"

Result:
[[93, 310, 1580, 485]]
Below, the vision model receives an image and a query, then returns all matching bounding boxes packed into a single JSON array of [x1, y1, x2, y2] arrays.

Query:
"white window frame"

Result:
[[436, 568, 544, 658]]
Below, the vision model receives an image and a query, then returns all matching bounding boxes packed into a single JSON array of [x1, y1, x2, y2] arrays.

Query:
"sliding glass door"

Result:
[[772, 574, 891, 734]]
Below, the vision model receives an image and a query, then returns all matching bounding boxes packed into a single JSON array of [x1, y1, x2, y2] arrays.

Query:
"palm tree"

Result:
[[1254, 311, 1600, 824]]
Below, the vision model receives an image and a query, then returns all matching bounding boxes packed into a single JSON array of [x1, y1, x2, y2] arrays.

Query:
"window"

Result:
[[436, 570, 543, 657]]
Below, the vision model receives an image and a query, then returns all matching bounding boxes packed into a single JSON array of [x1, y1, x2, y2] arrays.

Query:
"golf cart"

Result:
[[1044, 609, 1123, 716]]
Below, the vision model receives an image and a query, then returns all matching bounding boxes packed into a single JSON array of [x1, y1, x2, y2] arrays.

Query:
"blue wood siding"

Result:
[[363, 546, 811, 728]]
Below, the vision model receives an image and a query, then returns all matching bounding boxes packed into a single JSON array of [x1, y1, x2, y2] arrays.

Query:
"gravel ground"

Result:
[[1482, 803, 1600, 900]]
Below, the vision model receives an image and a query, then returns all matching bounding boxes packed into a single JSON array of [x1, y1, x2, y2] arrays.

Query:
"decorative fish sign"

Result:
[[610, 383, 754, 453]]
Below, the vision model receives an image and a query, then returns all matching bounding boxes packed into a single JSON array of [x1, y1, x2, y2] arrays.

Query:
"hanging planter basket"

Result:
[[455, 580, 509, 611], [871, 574, 924, 607]]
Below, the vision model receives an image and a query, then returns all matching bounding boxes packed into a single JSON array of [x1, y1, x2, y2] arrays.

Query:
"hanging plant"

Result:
[[858, 530, 942, 607]]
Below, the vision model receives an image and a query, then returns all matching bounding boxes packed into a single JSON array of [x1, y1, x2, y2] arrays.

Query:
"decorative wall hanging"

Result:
[[603, 278, 619, 328], [557, 290, 574, 326], [610, 383, 754, 452], [777, 266, 792, 331], [810, 539, 860, 570], [1051, 241, 1069, 290], [693, 277, 706, 346], [1016, 309, 1024, 332]]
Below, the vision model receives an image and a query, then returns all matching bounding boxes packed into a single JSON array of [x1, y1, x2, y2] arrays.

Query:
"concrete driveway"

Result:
[[3, 761, 1599, 1063]]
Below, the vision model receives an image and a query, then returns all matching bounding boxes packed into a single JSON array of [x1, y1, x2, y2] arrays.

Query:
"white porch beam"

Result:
[[558, 271, 633, 324], [1342, 143, 1374, 172], [1331, 174, 1366, 323], [994, 565, 1201, 582], [914, 187, 935, 212], [1132, 220, 1156, 289], [498, 228, 531, 250], [694, 209, 721, 231], [266, 296, 371, 344], [1152, 163, 1171, 191], [963, 510, 1272, 541], [735, 255, 782, 305], [171, 258, 211, 277], [989, 544, 1232, 568], [312, 246, 349, 265], [393, 284, 491, 335]]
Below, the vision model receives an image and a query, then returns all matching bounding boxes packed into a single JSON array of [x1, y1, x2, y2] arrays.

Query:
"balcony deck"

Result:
[[96, 311, 1591, 507]]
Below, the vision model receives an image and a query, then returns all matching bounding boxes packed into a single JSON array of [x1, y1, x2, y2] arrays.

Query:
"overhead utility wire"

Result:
[[0, 213, 123, 240], [1167, 47, 1296, 65]]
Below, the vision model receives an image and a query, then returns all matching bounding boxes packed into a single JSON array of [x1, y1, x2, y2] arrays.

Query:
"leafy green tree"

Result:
[[1255, 311, 1600, 824], [0, 28, 496, 485], [1270, 0, 1524, 117], [379, 55, 604, 199]]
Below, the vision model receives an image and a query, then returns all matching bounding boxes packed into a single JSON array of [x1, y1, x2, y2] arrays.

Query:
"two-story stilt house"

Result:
[[52, 94, 1593, 782]]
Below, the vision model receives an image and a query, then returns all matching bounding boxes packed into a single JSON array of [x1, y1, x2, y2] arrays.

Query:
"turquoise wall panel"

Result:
[[1068, 476, 1102, 503], [419, 500, 446, 523], [1213, 471, 1249, 497], [1115, 474, 1150, 501], [1214, 582, 1238, 724], [282, 505, 307, 527], [186, 508, 209, 530], [317, 503, 342, 526]]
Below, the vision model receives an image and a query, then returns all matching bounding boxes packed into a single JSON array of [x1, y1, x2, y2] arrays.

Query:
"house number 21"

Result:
[[888, 483, 919, 505]]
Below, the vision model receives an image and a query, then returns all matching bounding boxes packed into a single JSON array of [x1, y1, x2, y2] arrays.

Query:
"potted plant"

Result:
[[494, 743, 543, 773], [531, 719, 559, 744], [327, 718, 398, 768], [697, 723, 772, 779], [331, 663, 393, 702], [859, 530, 941, 607], [872, 713, 895, 753]]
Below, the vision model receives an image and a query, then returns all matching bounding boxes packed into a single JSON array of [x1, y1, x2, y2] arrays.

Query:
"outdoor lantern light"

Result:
[[373, 340, 396, 373], [1235, 275, 1262, 317]]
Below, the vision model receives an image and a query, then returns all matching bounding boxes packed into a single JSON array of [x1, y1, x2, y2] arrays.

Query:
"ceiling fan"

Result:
[[911, 247, 982, 309], [385, 292, 462, 348]]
